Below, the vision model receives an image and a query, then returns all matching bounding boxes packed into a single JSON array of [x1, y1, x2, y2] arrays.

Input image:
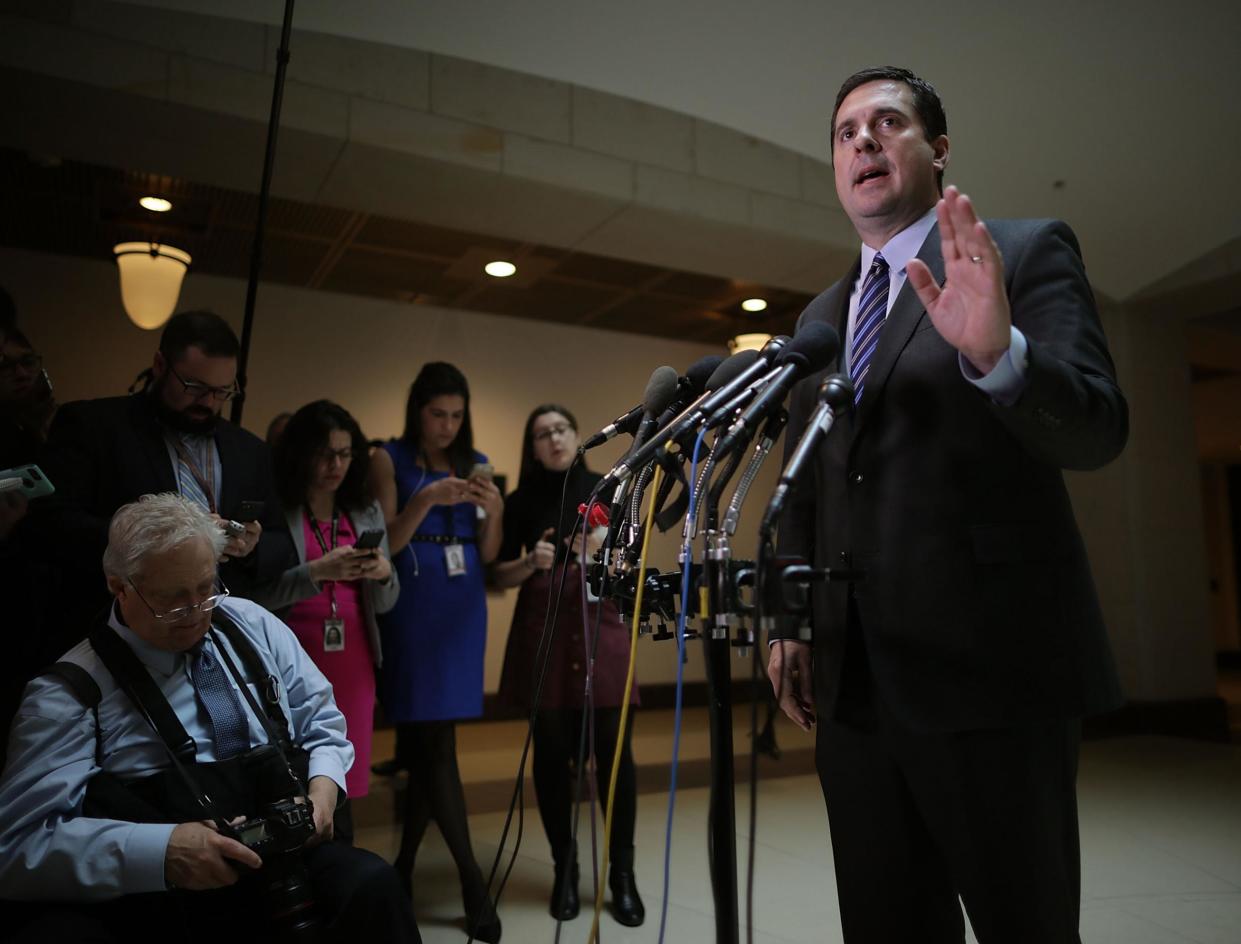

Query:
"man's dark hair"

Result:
[[274, 400, 373, 512], [158, 310, 241, 362], [402, 361, 475, 477], [517, 403, 579, 492], [830, 66, 948, 189]]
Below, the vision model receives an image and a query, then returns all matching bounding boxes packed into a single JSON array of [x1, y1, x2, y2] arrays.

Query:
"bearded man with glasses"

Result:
[[36, 310, 295, 640], [0, 494, 420, 942]]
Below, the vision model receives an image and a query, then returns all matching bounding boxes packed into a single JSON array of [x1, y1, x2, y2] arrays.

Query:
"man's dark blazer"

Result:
[[778, 218, 1127, 734], [37, 393, 295, 613]]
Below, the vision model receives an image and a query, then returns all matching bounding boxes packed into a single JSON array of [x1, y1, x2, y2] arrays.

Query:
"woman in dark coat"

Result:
[[492, 404, 644, 927]]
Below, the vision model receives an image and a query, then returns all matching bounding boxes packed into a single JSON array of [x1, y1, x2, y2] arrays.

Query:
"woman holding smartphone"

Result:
[[491, 404, 644, 927], [371, 362, 503, 942], [262, 400, 398, 818]]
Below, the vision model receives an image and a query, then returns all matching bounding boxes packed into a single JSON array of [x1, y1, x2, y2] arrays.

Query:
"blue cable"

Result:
[[657, 428, 708, 944]]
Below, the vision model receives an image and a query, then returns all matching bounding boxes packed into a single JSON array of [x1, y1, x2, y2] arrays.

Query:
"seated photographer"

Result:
[[0, 493, 420, 943]]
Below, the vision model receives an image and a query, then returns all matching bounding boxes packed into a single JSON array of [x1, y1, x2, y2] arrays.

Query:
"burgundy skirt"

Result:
[[497, 564, 640, 710]]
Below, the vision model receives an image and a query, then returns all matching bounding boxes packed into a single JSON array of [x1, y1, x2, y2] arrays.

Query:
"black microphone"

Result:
[[627, 366, 681, 456], [646, 355, 723, 440], [581, 358, 718, 450], [713, 323, 840, 460], [655, 336, 790, 449], [597, 346, 781, 491], [759, 372, 854, 537], [582, 365, 676, 450]]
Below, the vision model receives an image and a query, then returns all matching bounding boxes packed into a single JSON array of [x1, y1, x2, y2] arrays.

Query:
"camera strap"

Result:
[[208, 609, 294, 750], [207, 627, 312, 808], [87, 624, 232, 833]]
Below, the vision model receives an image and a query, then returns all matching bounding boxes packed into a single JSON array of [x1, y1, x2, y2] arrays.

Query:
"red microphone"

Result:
[[578, 502, 610, 529]]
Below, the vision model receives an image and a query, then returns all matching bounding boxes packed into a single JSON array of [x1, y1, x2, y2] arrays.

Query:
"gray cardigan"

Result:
[[252, 500, 399, 666]]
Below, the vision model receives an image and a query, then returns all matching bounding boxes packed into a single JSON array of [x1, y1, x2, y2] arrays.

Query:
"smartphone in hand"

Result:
[[353, 529, 384, 552], [237, 500, 266, 522]]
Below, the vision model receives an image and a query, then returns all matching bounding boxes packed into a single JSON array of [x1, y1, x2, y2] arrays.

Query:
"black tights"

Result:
[[532, 707, 637, 867], [394, 721, 487, 906]]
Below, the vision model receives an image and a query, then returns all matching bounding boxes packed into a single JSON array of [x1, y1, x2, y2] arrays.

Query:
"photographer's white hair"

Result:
[[102, 493, 227, 580]]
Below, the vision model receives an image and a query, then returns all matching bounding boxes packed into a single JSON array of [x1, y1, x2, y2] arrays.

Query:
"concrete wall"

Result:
[[3, 247, 781, 692]]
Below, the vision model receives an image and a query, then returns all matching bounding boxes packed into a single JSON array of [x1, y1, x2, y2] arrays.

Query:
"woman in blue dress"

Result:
[[370, 362, 504, 943]]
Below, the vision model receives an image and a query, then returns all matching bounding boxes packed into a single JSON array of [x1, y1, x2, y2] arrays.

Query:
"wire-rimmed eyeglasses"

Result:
[[128, 579, 231, 623]]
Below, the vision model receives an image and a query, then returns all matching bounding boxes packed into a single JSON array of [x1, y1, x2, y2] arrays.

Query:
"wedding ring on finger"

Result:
[[969, 255, 984, 264]]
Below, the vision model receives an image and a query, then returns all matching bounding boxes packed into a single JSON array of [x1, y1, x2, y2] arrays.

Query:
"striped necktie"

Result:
[[171, 434, 216, 513], [849, 253, 890, 406], [189, 639, 251, 759]]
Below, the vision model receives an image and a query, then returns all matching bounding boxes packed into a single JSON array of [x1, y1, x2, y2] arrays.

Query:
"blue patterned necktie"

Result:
[[849, 253, 890, 406], [189, 639, 251, 759]]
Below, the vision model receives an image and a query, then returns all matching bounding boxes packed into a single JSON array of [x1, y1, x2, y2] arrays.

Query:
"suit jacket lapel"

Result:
[[129, 395, 179, 493], [852, 223, 944, 435], [214, 424, 241, 515]]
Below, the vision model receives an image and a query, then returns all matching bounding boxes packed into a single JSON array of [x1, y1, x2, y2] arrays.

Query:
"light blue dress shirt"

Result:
[[0, 597, 352, 902], [844, 207, 1029, 405]]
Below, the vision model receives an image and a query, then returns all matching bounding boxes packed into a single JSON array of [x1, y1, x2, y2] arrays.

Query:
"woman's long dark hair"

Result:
[[402, 361, 475, 476], [517, 403, 579, 493], [274, 400, 372, 512]]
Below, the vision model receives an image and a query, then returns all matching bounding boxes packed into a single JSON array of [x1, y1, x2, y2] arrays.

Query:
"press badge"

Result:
[[444, 542, 467, 577], [323, 617, 345, 652]]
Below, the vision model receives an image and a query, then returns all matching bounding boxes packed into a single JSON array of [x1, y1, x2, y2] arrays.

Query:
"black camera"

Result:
[[233, 745, 323, 943]]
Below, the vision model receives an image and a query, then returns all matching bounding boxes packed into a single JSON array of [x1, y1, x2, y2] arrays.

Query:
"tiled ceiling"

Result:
[[0, 147, 810, 344]]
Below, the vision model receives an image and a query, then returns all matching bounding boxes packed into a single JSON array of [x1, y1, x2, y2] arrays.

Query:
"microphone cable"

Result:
[[562, 492, 609, 942], [587, 463, 663, 944], [745, 531, 778, 944], [476, 457, 586, 939], [657, 426, 708, 944]]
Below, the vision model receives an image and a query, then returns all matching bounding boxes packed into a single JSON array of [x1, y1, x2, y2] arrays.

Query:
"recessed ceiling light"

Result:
[[139, 196, 173, 213], [741, 298, 768, 313], [485, 260, 516, 278]]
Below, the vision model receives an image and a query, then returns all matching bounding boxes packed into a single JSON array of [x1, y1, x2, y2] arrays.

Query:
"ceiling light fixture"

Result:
[[729, 332, 772, 354], [139, 196, 173, 213], [484, 260, 517, 278], [113, 242, 192, 330], [741, 298, 768, 313]]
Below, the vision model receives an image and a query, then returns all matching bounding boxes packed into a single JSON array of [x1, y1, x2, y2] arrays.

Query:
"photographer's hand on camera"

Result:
[[165, 820, 262, 890], [305, 776, 339, 847]]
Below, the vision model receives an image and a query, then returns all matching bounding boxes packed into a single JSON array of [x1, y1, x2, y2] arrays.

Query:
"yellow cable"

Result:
[[588, 464, 663, 943]]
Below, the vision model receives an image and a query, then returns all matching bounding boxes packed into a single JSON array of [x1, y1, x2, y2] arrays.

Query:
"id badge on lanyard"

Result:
[[324, 609, 345, 651], [444, 542, 467, 577], [308, 504, 347, 650]]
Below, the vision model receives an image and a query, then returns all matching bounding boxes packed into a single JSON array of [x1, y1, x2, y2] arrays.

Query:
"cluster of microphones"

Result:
[[574, 322, 856, 644]]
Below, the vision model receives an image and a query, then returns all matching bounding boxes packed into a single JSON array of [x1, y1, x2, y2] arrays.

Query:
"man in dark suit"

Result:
[[38, 310, 294, 624], [767, 67, 1127, 943]]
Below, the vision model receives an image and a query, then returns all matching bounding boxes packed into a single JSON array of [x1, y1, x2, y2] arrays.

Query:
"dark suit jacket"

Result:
[[778, 218, 1127, 733], [37, 394, 295, 613]]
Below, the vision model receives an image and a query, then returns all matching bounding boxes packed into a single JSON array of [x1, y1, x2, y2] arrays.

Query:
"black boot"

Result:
[[608, 846, 645, 927], [463, 881, 502, 943], [549, 857, 580, 920]]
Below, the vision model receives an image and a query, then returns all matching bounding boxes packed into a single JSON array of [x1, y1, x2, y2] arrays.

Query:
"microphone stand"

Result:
[[697, 411, 770, 944]]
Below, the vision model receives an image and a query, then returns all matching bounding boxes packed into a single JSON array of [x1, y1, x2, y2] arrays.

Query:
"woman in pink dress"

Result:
[[263, 400, 399, 826]]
